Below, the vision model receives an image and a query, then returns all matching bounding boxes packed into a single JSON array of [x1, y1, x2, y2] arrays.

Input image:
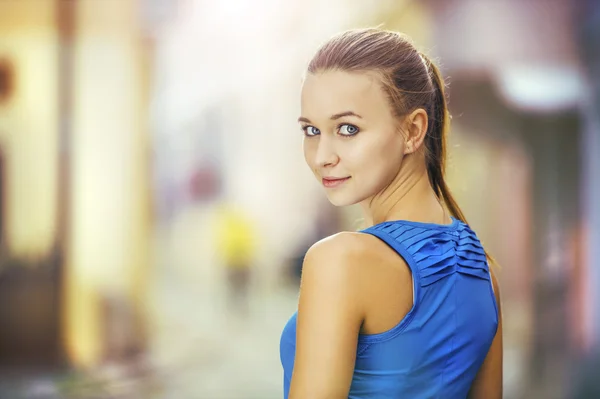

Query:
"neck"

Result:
[[360, 156, 449, 226]]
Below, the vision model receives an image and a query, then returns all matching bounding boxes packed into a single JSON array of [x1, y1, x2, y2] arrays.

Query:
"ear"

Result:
[[403, 108, 428, 155]]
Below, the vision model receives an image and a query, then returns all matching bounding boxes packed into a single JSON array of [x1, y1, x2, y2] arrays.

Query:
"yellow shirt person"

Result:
[[213, 204, 257, 270]]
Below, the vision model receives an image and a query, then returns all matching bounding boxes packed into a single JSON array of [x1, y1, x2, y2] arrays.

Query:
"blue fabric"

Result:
[[280, 217, 498, 399]]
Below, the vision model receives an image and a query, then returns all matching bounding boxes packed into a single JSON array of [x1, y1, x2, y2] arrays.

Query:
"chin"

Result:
[[324, 192, 360, 207]]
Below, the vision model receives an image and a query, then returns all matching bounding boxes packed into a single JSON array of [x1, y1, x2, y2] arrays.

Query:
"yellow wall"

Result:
[[0, 0, 59, 260], [65, 0, 151, 367], [0, 0, 151, 369]]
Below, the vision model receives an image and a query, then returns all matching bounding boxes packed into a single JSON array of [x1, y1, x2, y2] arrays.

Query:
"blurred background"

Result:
[[0, 0, 599, 398]]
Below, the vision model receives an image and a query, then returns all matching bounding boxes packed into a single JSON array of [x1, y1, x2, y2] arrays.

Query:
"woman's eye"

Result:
[[339, 124, 359, 136], [303, 126, 321, 136]]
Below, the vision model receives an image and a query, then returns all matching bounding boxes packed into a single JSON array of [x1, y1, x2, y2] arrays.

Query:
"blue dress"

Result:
[[280, 217, 498, 399]]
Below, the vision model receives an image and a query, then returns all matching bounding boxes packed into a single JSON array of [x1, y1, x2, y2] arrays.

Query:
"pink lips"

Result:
[[322, 176, 351, 188]]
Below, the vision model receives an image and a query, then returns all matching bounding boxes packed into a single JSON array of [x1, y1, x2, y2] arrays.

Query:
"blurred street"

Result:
[[147, 206, 297, 399], [1, 0, 599, 398]]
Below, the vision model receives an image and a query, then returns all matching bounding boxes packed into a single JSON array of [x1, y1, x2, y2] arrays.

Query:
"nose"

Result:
[[314, 135, 339, 168]]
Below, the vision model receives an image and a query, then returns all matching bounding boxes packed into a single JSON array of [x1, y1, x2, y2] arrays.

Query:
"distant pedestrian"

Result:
[[214, 203, 257, 315]]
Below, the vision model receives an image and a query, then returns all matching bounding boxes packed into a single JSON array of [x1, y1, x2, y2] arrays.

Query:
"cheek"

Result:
[[351, 134, 404, 181], [353, 134, 403, 167], [302, 139, 316, 168]]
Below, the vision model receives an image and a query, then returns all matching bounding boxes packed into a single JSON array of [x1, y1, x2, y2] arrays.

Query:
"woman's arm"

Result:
[[288, 233, 368, 399], [468, 268, 503, 399]]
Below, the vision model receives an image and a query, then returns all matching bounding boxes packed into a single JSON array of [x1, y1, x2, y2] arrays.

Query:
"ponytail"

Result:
[[422, 55, 497, 267]]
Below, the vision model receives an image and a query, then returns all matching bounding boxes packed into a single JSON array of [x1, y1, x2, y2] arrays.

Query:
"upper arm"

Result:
[[468, 267, 503, 399], [289, 233, 368, 399]]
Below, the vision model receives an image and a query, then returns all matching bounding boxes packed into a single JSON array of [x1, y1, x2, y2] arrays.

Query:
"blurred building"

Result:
[[0, 0, 153, 371], [0, 0, 62, 369], [578, 0, 600, 357]]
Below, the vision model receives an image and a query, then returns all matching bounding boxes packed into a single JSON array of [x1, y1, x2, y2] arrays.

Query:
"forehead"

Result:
[[300, 70, 392, 120]]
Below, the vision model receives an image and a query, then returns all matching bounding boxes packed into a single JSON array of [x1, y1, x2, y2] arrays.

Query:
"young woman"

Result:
[[279, 28, 502, 399]]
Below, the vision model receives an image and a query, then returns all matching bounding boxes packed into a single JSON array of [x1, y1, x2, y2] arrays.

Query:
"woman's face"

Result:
[[300, 70, 407, 207]]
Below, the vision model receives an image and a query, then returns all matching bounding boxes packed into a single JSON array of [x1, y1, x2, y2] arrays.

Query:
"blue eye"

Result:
[[303, 126, 321, 136], [339, 124, 359, 136]]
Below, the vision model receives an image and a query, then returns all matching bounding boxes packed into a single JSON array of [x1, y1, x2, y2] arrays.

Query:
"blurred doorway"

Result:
[[0, 147, 63, 370]]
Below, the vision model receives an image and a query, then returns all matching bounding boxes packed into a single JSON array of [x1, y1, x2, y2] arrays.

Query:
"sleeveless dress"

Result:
[[280, 217, 498, 399]]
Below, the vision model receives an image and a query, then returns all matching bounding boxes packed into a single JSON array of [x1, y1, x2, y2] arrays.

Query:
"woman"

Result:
[[279, 28, 502, 399]]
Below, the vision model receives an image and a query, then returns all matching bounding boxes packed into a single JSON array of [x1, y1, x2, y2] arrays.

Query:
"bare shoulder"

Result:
[[301, 231, 413, 335], [300, 232, 378, 292], [306, 231, 382, 257], [303, 231, 396, 276], [301, 231, 410, 303]]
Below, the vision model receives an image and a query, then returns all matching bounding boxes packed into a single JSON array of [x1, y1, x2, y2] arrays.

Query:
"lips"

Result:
[[322, 176, 351, 188]]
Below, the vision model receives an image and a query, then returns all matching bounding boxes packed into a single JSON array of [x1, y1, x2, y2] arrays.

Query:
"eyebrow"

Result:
[[297, 111, 363, 124]]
